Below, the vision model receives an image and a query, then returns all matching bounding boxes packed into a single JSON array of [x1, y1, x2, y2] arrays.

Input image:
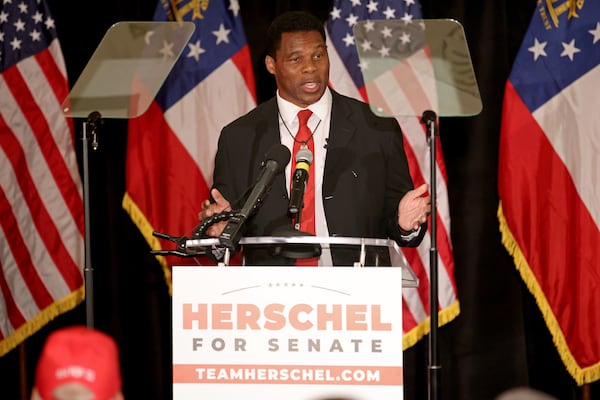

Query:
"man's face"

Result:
[[265, 30, 329, 108]]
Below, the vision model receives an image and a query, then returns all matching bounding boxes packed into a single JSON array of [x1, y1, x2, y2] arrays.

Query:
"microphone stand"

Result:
[[81, 111, 102, 328], [422, 109, 440, 400], [293, 205, 303, 231]]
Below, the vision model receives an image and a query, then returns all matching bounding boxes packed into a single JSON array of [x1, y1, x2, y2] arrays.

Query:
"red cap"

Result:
[[34, 325, 122, 400]]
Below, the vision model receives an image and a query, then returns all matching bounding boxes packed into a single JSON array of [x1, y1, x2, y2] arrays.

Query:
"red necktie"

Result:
[[292, 110, 317, 266]]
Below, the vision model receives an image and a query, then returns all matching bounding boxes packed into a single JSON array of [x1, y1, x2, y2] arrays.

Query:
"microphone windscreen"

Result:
[[264, 144, 291, 173], [295, 148, 313, 164]]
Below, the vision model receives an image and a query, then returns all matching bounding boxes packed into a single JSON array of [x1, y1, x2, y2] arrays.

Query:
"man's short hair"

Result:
[[266, 11, 326, 58]]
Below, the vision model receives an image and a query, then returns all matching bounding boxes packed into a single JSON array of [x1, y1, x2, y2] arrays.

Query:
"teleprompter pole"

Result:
[[81, 111, 102, 328], [422, 109, 440, 400]]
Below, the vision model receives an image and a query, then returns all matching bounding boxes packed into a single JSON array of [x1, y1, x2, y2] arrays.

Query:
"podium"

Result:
[[171, 236, 417, 400], [184, 235, 418, 286]]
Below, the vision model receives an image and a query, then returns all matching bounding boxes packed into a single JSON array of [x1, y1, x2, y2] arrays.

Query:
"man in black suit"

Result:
[[198, 11, 430, 265]]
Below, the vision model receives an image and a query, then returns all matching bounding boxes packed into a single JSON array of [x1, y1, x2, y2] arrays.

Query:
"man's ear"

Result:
[[265, 55, 275, 75]]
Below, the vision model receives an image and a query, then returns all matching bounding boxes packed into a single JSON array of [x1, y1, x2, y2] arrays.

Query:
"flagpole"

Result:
[[422, 109, 440, 400]]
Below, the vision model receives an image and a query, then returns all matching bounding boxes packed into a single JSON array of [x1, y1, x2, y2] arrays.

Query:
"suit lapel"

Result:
[[252, 98, 288, 195], [323, 92, 357, 193]]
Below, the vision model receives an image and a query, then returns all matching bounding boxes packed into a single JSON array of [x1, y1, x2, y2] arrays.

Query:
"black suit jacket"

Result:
[[212, 90, 425, 265]]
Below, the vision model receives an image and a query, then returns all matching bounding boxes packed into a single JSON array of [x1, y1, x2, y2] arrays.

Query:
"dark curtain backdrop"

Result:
[[2, 1, 597, 399]]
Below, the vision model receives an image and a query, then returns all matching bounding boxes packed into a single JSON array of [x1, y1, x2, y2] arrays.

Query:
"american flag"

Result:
[[0, 0, 85, 355], [124, 0, 256, 283], [326, 0, 459, 347], [498, 1, 600, 384]]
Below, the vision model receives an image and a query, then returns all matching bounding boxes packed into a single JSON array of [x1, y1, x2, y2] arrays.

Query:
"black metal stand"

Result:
[[422, 109, 440, 400], [81, 111, 102, 328]]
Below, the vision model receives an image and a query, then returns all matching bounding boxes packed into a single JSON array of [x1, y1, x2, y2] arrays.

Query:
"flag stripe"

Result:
[[401, 296, 419, 329], [532, 66, 600, 227], [0, 236, 28, 331], [34, 43, 69, 107], [231, 45, 258, 103]]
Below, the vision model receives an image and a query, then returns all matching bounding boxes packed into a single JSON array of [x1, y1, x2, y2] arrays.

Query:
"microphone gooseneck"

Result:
[[218, 144, 291, 251]]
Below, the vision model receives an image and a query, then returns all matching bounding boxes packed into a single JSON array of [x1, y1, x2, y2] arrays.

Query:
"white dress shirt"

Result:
[[276, 88, 333, 266]]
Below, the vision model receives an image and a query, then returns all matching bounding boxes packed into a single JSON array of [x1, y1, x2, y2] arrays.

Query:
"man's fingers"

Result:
[[414, 183, 429, 196], [406, 183, 429, 200], [210, 188, 227, 205], [207, 220, 228, 237]]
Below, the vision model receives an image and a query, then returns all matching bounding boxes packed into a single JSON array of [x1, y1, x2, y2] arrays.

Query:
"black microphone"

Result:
[[218, 144, 291, 251], [288, 147, 313, 215]]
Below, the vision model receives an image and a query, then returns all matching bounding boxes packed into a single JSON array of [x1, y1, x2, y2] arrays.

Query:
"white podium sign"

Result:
[[172, 266, 404, 400]]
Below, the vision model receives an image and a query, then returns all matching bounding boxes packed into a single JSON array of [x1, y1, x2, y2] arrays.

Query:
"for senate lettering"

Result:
[[191, 337, 384, 353]]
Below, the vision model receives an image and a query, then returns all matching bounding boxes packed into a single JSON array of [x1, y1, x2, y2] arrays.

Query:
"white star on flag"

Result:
[[212, 23, 231, 44], [528, 37, 547, 61], [560, 39, 580, 61]]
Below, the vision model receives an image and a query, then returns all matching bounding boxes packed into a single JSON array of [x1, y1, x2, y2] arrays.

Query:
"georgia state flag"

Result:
[[124, 0, 256, 274], [499, 1, 600, 384]]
